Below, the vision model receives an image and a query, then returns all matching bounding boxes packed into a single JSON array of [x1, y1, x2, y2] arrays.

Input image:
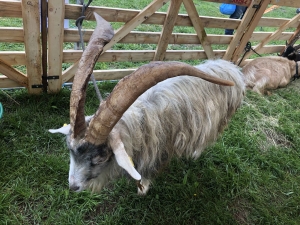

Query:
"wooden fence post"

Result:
[[47, 0, 65, 93], [21, 0, 42, 94]]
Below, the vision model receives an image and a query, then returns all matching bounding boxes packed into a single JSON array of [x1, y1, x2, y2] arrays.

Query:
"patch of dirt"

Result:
[[230, 198, 251, 225]]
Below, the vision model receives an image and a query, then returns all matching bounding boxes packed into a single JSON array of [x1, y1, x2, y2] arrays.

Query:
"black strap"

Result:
[[292, 62, 300, 81], [238, 42, 262, 66]]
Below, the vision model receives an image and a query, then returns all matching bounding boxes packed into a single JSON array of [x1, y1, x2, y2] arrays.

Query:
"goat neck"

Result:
[[70, 13, 114, 141], [86, 61, 235, 145]]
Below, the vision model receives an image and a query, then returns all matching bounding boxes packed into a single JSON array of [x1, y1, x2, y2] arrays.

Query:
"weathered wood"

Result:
[[62, 63, 78, 84], [21, 0, 42, 94], [47, 0, 65, 93], [0, 76, 23, 88], [203, 0, 300, 8], [0, 28, 24, 42], [0, 59, 27, 87], [63, 0, 171, 86], [62, 50, 225, 64], [200, 0, 251, 7], [64, 29, 295, 44], [269, 0, 300, 8], [103, 0, 171, 53], [66, 69, 136, 82], [264, 5, 280, 14], [243, 13, 300, 60], [1, 0, 300, 92], [230, 0, 270, 63], [154, 0, 183, 61], [0, 52, 26, 65], [223, 0, 262, 61], [0, 1, 22, 18], [183, 0, 214, 59], [64, 5, 297, 29]]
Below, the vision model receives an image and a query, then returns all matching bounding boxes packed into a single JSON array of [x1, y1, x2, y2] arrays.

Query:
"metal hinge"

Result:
[[32, 84, 43, 88]]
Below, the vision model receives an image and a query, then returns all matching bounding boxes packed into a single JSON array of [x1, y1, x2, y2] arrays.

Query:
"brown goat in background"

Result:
[[242, 56, 299, 95]]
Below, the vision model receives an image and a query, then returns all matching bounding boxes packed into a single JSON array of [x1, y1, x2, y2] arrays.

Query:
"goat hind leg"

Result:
[[253, 77, 269, 95]]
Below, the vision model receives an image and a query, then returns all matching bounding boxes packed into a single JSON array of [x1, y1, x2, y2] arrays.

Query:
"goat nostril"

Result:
[[70, 185, 80, 191]]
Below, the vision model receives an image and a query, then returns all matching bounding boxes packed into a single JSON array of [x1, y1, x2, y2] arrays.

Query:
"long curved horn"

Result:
[[70, 13, 114, 139], [85, 61, 235, 145]]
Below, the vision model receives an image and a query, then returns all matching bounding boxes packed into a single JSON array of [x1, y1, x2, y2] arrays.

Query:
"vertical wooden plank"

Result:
[[48, 0, 65, 93], [21, 0, 42, 94], [183, 0, 215, 59], [223, 0, 261, 61], [153, 0, 183, 61], [224, 0, 269, 63]]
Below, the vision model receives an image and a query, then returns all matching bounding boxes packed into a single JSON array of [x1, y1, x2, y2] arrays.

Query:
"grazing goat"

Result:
[[49, 13, 245, 195], [242, 56, 299, 95]]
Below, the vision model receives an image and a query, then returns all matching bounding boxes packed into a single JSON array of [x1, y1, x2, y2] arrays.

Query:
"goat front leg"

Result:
[[137, 178, 151, 195]]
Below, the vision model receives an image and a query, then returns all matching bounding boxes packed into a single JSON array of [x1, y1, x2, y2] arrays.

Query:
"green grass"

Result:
[[1, 1, 300, 224], [1, 79, 300, 225]]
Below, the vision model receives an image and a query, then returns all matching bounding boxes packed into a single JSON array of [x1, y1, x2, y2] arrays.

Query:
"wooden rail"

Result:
[[0, 0, 300, 93]]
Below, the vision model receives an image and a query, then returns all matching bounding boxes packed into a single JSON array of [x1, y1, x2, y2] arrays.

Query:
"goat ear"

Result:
[[49, 116, 93, 135], [49, 124, 71, 135], [110, 130, 141, 180]]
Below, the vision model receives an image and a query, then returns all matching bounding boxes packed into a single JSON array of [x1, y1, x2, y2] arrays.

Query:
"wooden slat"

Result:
[[223, 0, 262, 61], [183, 0, 214, 59], [270, 0, 300, 8], [62, 49, 225, 82], [0, 1, 22, 18], [0, 52, 26, 65], [64, 29, 294, 45], [65, 5, 298, 29], [201, 0, 251, 7], [243, 13, 300, 60], [47, 0, 65, 93], [229, 0, 270, 63], [204, 0, 300, 8], [0, 59, 27, 87], [66, 69, 136, 82], [154, 0, 183, 61], [21, 0, 42, 94], [62, 50, 225, 63], [257, 45, 286, 54], [264, 5, 280, 14], [102, 0, 171, 53], [62, 63, 78, 84], [65, 4, 239, 28], [63, 0, 171, 85], [0, 76, 23, 88], [0, 28, 24, 42], [250, 32, 294, 42]]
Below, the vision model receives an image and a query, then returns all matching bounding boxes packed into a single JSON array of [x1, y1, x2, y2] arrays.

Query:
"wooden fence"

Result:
[[0, 0, 300, 94]]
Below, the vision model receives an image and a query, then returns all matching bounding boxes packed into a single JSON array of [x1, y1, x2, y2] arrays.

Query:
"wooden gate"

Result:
[[0, 0, 300, 94]]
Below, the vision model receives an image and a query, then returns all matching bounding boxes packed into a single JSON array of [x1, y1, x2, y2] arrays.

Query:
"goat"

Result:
[[281, 44, 300, 61], [242, 56, 299, 95], [49, 13, 245, 195], [280, 31, 300, 61]]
